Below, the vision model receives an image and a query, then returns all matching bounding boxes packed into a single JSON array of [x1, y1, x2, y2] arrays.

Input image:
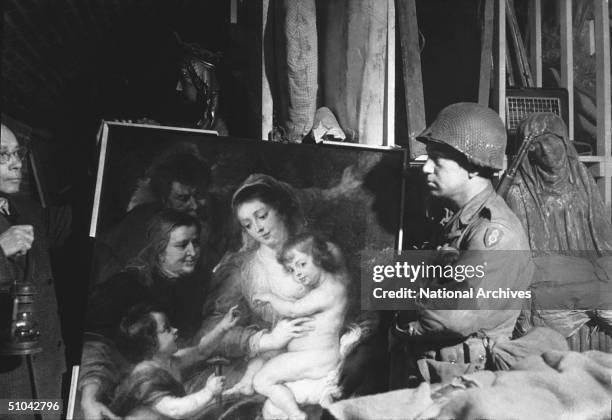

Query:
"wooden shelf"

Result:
[[579, 156, 610, 163]]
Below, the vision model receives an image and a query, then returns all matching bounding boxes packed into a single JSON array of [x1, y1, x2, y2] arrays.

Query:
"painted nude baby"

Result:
[[229, 232, 348, 420]]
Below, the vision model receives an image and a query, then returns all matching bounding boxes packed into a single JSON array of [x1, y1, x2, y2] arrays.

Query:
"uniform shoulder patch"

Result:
[[484, 226, 503, 248]]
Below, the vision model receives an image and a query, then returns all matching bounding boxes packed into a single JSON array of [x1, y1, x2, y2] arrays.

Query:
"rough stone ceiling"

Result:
[[2, 0, 228, 128]]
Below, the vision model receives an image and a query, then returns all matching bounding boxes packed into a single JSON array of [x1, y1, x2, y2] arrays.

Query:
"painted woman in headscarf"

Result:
[[505, 112, 612, 336]]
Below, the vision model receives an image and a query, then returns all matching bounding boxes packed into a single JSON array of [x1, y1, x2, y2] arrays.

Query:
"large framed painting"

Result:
[[75, 122, 405, 419]]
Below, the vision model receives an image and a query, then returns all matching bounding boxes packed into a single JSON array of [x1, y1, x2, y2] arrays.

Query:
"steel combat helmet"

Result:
[[417, 102, 507, 171]]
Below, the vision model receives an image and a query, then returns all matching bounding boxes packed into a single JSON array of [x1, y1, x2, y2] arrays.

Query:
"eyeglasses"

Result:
[[0, 148, 29, 164]]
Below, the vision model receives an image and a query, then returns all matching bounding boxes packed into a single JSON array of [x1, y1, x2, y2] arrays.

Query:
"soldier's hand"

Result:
[[0, 225, 34, 257]]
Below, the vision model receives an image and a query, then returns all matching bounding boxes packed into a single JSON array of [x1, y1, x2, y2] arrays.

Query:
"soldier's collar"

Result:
[[457, 184, 495, 226]]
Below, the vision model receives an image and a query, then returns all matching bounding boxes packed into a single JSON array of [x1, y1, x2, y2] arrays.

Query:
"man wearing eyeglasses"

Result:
[[0, 123, 70, 419], [0, 126, 33, 257]]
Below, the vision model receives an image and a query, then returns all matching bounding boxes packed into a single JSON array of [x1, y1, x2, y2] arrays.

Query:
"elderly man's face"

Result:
[[0, 125, 24, 194], [165, 181, 203, 216]]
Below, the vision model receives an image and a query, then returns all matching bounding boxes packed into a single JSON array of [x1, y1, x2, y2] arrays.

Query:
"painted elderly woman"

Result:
[[79, 209, 210, 419], [199, 174, 381, 415]]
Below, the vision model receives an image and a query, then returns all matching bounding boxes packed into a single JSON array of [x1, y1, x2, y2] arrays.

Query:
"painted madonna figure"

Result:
[[199, 174, 376, 419]]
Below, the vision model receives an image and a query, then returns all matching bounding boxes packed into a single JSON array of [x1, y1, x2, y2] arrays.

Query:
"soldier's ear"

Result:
[[470, 166, 496, 180], [466, 163, 493, 179]]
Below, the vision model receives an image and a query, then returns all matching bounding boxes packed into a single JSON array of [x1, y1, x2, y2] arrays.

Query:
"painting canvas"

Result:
[[76, 122, 405, 419]]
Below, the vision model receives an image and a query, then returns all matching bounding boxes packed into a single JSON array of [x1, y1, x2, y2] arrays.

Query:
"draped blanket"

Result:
[[327, 350, 612, 420]]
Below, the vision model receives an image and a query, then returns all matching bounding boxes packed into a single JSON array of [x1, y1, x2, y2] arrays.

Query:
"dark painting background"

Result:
[[92, 122, 405, 305]]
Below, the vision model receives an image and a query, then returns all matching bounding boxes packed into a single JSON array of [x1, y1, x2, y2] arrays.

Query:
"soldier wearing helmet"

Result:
[[417, 103, 526, 249], [391, 103, 537, 385]]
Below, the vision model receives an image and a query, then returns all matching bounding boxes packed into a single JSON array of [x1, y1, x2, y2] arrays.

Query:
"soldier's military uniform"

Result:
[[391, 103, 534, 385]]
